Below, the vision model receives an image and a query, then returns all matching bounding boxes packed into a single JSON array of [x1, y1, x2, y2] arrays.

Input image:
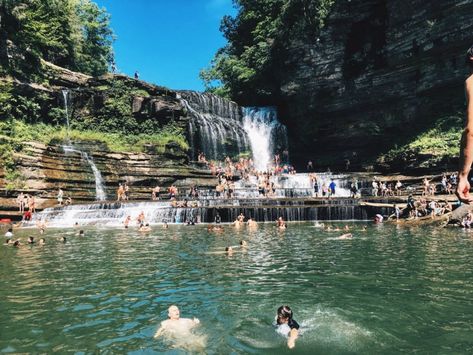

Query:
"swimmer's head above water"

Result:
[[276, 305, 299, 349], [168, 305, 180, 320], [276, 305, 293, 324]]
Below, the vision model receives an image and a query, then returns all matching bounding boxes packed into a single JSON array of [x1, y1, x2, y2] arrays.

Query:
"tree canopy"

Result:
[[200, 0, 334, 102], [0, 0, 114, 78]]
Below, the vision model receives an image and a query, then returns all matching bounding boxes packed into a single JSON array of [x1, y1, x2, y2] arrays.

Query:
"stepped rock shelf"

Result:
[[0, 141, 217, 220], [25, 194, 460, 228]]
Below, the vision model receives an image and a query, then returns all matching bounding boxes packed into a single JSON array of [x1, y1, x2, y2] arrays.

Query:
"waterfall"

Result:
[[242, 107, 289, 172], [231, 173, 352, 199], [62, 90, 71, 141], [31, 201, 197, 227], [61, 89, 107, 201], [63, 146, 107, 201], [178, 92, 289, 168], [29, 196, 373, 227], [178, 91, 251, 161]]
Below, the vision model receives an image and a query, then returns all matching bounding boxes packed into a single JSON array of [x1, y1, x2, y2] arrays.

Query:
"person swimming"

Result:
[[154, 305, 205, 350], [247, 218, 258, 228], [239, 240, 248, 248], [337, 233, 353, 240], [275, 305, 299, 349], [276, 217, 287, 229], [139, 223, 152, 232], [27, 236, 35, 244], [225, 246, 233, 256]]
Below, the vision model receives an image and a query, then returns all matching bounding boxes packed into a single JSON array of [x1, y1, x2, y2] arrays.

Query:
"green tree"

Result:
[[0, 0, 114, 77], [200, 0, 335, 102], [74, 0, 114, 76]]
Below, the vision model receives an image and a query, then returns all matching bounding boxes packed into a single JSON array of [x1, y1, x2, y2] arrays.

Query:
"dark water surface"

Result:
[[1, 223, 473, 354]]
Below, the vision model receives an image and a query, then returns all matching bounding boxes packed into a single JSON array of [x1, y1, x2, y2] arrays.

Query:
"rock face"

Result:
[[277, 0, 473, 170], [0, 141, 217, 218], [0, 62, 220, 219]]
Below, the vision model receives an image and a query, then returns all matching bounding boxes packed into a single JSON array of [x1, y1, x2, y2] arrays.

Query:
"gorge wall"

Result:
[[0, 63, 218, 219], [276, 0, 473, 170]]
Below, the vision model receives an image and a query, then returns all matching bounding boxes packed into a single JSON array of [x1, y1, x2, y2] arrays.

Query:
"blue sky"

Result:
[[94, 0, 236, 91]]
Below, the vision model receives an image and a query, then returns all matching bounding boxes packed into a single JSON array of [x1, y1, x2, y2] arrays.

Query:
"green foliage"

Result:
[[73, 0, 114, 76], [5, 169, 26, 190], [0, 80, 53, 123], [200, 0, 335, 100], [1, 0, 114, 78], [379, 114, 463, 167], [0, 119, 188, 153], [130, 89, 150, 98]]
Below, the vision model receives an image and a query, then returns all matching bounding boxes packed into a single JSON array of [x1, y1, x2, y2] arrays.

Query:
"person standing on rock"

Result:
[[57, 188, 64, 206], [17, 192, 25, 213], [457, 45, 473, 203]]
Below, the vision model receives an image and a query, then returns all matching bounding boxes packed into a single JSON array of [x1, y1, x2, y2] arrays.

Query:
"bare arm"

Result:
[[287, 328, 299, 349], [457, 78, 473, 203], [153, 322, 166, 338]]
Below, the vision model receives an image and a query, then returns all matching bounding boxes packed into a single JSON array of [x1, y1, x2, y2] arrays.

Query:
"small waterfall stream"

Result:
[[62, 90, 107, 201], [62, 145, 107, 201]]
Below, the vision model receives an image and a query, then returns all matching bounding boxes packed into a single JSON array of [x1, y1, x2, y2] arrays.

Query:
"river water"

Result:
[[1, 223, 473, 354]]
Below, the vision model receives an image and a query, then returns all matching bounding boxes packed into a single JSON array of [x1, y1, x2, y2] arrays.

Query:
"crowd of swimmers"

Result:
[[2, 222, 87, 248]]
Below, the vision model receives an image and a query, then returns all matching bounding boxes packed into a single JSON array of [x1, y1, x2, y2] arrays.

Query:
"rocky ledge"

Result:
[[0, 141, 217, 220]]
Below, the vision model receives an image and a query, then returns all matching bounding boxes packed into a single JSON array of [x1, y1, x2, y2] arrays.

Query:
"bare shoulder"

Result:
[[466, 74, 473, 90]]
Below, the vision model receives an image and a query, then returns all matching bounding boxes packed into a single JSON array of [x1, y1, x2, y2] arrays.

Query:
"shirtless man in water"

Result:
[[154, 305, 200, 338], [457, 45, 473, 203]]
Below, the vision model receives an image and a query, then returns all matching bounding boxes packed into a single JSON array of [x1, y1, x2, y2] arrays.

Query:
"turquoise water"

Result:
[[1, 223, 473, 354]]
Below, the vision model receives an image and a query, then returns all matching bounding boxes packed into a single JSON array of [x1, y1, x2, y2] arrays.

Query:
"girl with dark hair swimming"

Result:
[[275, 305, 299, 349]]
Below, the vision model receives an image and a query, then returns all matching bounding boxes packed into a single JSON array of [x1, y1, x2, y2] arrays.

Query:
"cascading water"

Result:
[[242, 107, 289, 171], [61, 90, 107, 201], [231, 173, 352, 199], [31, 201, 197, 227], [62, 146, 107, 201], [62, 90, 71, 142], [178, 91, 251, 161]]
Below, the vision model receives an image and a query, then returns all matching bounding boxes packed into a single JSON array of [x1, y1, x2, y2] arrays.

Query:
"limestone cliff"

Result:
[[275, 0, 473, 170], [0, 62, 217, 219]]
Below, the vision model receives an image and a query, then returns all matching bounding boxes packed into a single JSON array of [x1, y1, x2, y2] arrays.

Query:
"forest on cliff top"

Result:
[[200, 0, 335, 103]]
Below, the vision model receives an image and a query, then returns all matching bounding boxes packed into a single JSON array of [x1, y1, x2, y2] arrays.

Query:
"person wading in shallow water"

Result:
[[457, 45, 473, 203]]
